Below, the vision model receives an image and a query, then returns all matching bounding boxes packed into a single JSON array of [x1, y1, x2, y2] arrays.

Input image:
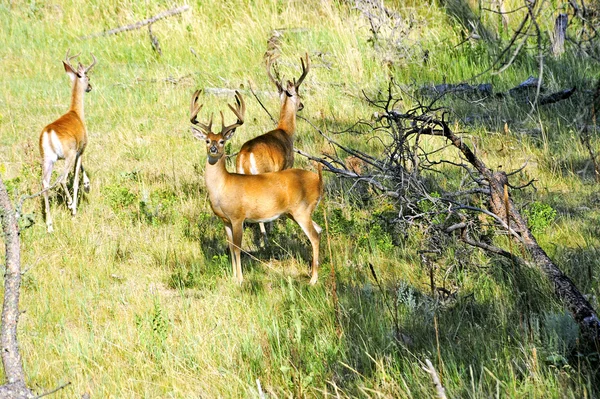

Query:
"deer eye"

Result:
[[218, 140, 225, 145], [205, 140, 210, 145]]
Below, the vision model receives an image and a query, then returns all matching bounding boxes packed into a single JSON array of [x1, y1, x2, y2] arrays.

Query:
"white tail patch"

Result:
[[236, 155, 246, 174], [249, 153, 259, 174], [50, 131, 64, 158], [40, 131, 60, 162]]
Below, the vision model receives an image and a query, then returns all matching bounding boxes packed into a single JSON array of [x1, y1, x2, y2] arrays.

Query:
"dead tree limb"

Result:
[[148, 24, 162, 56], [0, 177, 33, 398], [434, 118, 600, 344], [84, 5, 190, 39], [296, 79, 600, 346]]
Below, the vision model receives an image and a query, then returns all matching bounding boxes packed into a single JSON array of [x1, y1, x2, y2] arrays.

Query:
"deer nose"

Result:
[[209, 145, 218, 154], [86, 83, 92, 93]]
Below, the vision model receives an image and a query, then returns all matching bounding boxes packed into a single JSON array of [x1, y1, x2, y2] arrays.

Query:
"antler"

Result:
[[64, 49, 81, 71], [266, 55, 283, 93], [84, 53, 97, 74], [220, 91, 245, 136], [189, 89, 213, 133], [294, 52, 310, 90], [190, 89, 203, 124]]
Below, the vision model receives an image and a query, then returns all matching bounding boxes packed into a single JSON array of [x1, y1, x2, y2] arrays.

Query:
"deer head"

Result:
[[63, 49, 97, 92], [191, 90, 246, 165], [266, 53, 310, 111]]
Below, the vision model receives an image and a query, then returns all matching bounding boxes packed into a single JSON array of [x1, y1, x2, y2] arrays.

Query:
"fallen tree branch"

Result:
[[83, 5, 190, 39], [432, 117, 600, 344], [445, 222, 529, 266], [33, 381, 71, 398], [421, 76, 575, 107]]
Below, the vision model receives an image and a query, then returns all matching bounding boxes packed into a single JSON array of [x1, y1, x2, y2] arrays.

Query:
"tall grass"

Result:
[[1, 0, 599, 397]]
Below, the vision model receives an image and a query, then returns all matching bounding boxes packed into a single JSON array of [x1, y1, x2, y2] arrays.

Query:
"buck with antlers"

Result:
[[39, 50, 97, 232], [235, 53, 310, 242], [190, 90, 323, 285]]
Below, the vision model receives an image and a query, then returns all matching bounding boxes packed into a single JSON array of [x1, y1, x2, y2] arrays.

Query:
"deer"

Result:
[[190, 90, 323, 285], [39, 50, 97, 232], [235, 53, 310, 243]]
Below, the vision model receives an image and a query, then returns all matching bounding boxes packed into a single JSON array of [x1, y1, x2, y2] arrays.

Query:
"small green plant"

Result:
[[358, 224, 394, 253], [168, 267, 197, 290], [327, 208, 358, 235], [138, 188, 178, 225], [417, 191, 441, 213], [523, 201, 557, 234], [135, 300, 170, 362], [103, 185, 137, 211], [3, 176, 22, 197]]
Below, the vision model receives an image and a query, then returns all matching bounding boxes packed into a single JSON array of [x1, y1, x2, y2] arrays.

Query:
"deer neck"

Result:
[[276, 97, 298, 136], [69, 78, 86, 119], [204, 155, 230, 199]]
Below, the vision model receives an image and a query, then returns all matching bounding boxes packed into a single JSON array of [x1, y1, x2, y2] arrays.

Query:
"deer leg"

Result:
[[81, 164, 90, 193], [294, 214, 321, 285], [70, 154, 83, 216], [224, 223, 237, 280], [259, 222, 268, 247], [41, 158, 55, 233], [58, 153, 76, 208], [231, 221, 244, 285]]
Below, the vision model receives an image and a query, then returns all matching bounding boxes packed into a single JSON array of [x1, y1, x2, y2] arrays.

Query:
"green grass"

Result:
[[1, 0, 600, 397]]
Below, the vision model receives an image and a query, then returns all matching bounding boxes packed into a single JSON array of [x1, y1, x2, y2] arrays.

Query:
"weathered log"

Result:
[[421, 76, 575, 106], [507, 76, 545, 97]]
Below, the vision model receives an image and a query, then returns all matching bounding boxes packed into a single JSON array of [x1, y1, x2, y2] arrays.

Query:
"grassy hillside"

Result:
[[1, 0, 599, 397]]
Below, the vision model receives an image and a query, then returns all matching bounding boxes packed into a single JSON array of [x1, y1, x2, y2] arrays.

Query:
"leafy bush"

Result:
[[103, 185, 137, 211], [523, 201, 557, 234]]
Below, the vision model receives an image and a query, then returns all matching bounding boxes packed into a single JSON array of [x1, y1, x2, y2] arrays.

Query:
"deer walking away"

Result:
[[39, 50, 96, 233]]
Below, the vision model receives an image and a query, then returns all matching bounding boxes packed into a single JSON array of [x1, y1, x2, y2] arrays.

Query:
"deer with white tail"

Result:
[[39, 50, 97, 232], [236, 53, 310, 243], [190, 90, 323, 285]]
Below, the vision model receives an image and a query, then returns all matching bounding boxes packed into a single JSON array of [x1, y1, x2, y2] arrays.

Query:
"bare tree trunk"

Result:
[[0, 176, 33, 398], [552, 13, 568, 56]]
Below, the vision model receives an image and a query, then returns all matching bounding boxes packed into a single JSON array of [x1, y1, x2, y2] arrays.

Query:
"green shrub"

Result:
[[523, 201, 557, 234], [103, 185, 137, 210]]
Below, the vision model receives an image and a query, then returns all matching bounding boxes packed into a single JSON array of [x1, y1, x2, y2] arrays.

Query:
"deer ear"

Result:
[[223, 128, 236, 141], [191, 126, 207, 141], [63, 61, 77, 81]]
